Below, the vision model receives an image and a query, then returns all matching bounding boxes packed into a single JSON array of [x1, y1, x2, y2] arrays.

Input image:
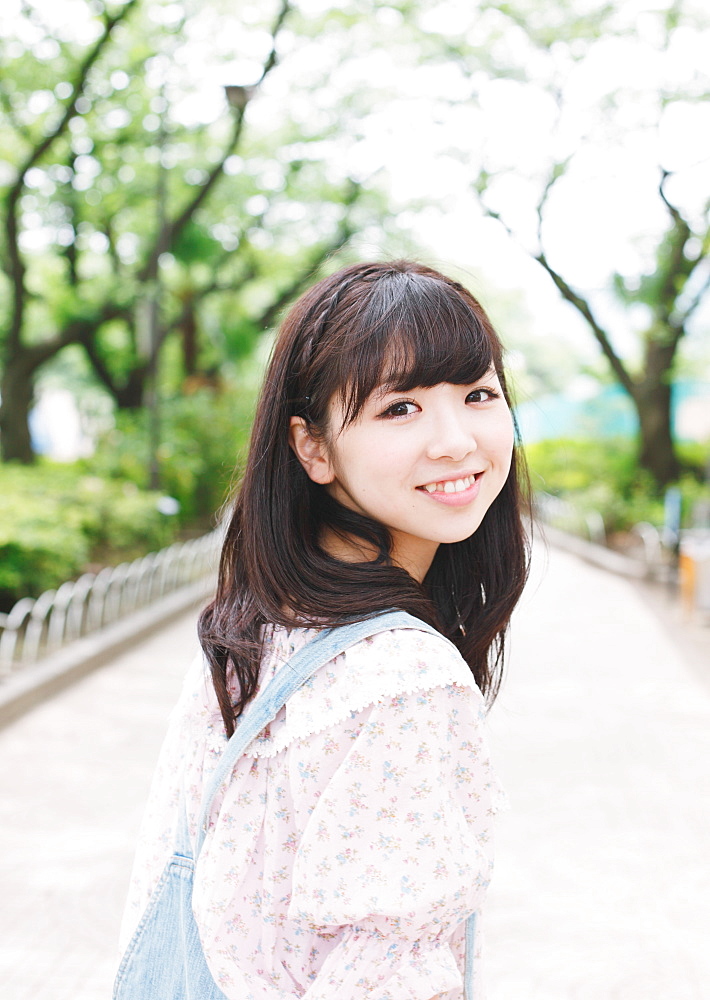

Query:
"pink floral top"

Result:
[[120, 624, 506, 1000]]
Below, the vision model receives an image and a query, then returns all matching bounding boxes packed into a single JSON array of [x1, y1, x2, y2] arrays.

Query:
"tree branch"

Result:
[[58, 152, 80, 286], [256, 181, 361, 331], [658, 168, 690, 239], [534, 250, 636, 396], [69, 301, 135, 396], [535, 158, 570, 249], [679, 262, 710, 325], [138, 0, 292, 284], [163, 173, 356, 356], [2, 0, 139, 357], [13, 0, 140, 186], [9, 298, 126, 378], [102, 215, 123, 276], [476, 168, 636, 398], [254, 0, 292, 84], [79, 333, 123, 398], [657, 169, 694, 326], [164, 269, 257, 340]]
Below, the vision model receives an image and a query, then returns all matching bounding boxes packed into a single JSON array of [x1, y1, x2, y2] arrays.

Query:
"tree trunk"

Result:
[[632, 344, 681, 488], [0, 357, 36, 463], [114, 367, 148, 409], [181, 299, 198, 377]]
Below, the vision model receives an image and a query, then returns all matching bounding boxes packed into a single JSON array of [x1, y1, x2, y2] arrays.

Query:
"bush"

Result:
[[524, 437, 710, 534], [85, 383, 256, 526], [0, 463, 178, 611]]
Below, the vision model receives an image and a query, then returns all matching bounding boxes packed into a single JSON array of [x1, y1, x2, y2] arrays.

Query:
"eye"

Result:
[[379, 399, 419, 419], [466, 387, 500, 404]]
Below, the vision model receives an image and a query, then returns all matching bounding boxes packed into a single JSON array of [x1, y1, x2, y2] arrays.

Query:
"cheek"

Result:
[[490, 411, 515, 462], [326, 432, 372, 489]]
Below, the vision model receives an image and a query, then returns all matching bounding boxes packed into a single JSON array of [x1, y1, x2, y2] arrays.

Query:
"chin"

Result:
[[434, 524, 485, 545]]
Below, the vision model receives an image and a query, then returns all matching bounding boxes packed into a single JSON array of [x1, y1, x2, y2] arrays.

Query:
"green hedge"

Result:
[[84, 385, 256, 525], [1, 381, 258, 611], [0, 463, 178, 611], [524, 437, 709, 534]]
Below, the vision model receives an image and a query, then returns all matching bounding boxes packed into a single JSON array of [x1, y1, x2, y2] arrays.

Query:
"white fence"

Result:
[[0, 530, 221, 676]]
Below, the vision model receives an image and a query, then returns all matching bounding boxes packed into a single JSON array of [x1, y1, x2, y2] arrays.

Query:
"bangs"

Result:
[[318, 270, 497, 425]]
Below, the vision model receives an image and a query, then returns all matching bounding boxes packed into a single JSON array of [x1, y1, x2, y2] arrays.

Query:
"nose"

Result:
[[425, 408, 477, 463]]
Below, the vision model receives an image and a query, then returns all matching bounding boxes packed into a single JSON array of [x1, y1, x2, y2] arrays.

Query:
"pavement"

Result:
[[485, 542, 710, 1000], [0, 543, 708, 1000]]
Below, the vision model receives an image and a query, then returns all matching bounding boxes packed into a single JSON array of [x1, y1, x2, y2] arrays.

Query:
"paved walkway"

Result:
[[0, 615, 195, 1000], [0, 544, 708, 999], [485, 544, 710, 999]]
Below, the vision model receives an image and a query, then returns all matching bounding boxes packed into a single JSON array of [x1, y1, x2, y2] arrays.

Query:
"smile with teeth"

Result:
[[419, 474, 479, 494]]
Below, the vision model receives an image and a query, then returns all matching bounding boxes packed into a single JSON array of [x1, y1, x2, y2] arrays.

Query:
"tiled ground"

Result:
[[0, 545, 708, 999]]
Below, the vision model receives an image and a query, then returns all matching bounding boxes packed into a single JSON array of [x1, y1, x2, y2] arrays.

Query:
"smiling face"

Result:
[[289, 369, 515, 582]]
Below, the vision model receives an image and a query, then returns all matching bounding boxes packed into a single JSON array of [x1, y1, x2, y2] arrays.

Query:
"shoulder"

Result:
[[248, 622, 484, 758], [331, 622, 476, 695]]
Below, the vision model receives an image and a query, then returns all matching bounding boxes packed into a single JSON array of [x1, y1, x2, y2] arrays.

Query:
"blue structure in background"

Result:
[[515, 380, 710, 444]]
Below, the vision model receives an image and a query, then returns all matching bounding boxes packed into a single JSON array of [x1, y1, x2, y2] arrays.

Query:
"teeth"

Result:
[[421, 474, 476, 493]]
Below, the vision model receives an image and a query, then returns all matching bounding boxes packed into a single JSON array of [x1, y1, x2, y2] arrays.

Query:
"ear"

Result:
[[288, 416, 335, 485]]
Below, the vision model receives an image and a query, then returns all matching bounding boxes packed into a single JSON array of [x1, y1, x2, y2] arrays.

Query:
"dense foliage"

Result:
[[0, 462, 179, 610], [85, 377, 257, 524], [526, 438, 709, 536], [0, 363, 259, 609], [0, 0, 389, 462]]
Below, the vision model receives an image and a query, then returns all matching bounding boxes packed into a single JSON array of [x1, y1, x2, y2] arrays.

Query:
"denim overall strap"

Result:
[[464, 910, 477, 1000], [196, 610, 445, 857]]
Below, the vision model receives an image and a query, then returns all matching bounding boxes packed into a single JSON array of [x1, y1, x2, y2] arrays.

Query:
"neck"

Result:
[[390, 537, 438, 583], [319, 528, 437, 584]]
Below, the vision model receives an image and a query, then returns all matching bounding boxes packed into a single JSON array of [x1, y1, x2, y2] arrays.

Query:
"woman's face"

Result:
[[290, 368, 515, 582]]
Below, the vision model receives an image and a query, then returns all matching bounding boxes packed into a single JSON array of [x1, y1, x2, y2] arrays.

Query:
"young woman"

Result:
[[115, 260, 529, 1000]]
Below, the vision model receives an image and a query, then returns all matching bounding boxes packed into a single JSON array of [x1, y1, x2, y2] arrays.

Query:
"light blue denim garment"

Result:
[[113, 611, 478, 1000]]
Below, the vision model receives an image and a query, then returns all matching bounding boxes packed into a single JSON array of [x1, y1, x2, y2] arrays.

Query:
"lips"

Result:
[[417, 473, 480, 495]]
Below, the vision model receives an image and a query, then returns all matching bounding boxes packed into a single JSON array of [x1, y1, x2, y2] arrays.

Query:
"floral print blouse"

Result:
[[120, 624, 506, 1000]]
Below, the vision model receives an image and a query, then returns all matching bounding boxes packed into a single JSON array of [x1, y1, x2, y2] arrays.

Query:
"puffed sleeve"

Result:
[[288, 682, 499, 1000]]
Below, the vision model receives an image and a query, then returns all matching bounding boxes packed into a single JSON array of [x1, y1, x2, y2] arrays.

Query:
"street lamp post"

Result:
[[146, 96, 168, 492]]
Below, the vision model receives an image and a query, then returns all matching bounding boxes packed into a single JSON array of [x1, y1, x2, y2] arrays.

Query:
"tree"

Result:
[[0, 0, 381, 462], [1, 0, 141, 460], [418, 0, 710, 487], [480, 165, 708, 486]]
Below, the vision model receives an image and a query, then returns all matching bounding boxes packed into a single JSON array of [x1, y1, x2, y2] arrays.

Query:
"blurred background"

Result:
[[1, 3, 709, 998], [0, 0, 708, 616]]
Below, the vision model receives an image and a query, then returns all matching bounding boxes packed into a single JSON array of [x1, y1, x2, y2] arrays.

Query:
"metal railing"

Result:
[[534, 492, 607, 545], [534, 492, 670, 580], [0, 529, 221, 676]]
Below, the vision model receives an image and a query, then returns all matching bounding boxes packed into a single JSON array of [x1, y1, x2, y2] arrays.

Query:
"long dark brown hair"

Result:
[[199, 260, 530, 736]]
